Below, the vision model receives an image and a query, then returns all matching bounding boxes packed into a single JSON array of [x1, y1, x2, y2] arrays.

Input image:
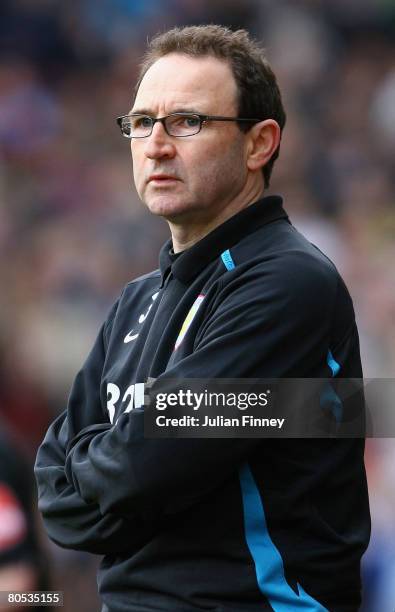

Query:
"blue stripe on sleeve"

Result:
[[322, 350, 342, 422], [327, 350, 340, 377], [239, 463, 328, 612]]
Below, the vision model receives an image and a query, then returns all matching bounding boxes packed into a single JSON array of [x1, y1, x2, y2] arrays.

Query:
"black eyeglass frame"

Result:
[[116, 112, 264, 138]]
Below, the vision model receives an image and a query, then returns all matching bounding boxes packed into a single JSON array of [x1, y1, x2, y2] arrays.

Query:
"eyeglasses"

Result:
[[116, 112, 263, 138]]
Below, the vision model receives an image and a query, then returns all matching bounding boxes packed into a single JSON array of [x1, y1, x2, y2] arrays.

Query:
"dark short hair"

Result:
[[134, 25, 286, 188]]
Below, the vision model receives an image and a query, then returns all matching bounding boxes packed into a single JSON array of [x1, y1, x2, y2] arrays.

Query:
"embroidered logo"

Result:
[[124, 291, 159, 344]]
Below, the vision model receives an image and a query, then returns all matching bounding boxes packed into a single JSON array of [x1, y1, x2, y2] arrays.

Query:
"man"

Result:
[[0, 425, 51, 612], [35, 25, 370, 612]]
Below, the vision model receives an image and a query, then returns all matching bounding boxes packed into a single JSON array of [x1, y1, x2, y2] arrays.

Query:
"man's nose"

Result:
[[144, 121, 176, 159]]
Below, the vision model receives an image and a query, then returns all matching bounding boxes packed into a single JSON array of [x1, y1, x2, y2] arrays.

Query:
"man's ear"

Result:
[[246, 119, 281, 172]]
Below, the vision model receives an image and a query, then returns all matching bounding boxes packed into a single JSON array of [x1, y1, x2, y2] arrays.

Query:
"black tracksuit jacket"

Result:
[[35, 196, 370, 612]]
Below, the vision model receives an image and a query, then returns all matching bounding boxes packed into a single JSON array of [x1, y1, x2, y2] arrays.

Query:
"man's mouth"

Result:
[[148, 174, 179, 183]]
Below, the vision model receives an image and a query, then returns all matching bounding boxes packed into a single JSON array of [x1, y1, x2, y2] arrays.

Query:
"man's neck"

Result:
[[169, 187, 264, 253]]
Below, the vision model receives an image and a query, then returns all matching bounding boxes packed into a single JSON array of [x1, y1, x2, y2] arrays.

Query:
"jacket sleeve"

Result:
[[35, 410, 153, 554], [64, 256, 341, 519], [34, 305, 156, 554]]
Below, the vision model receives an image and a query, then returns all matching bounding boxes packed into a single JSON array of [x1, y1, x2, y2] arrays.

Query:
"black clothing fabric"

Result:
[[35, 196, 370, 612], [0, 428, 51, 610]]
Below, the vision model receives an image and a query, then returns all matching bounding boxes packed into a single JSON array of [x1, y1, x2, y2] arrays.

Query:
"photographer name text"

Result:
[[155, 415, 285, 429]]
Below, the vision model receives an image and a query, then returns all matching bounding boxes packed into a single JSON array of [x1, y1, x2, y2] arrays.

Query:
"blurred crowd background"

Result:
[[0, 0, 394, 610]]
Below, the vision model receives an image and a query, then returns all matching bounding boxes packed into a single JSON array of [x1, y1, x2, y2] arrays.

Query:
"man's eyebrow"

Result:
[[128, 108, 153, 116], [128, 108, 204, 116]]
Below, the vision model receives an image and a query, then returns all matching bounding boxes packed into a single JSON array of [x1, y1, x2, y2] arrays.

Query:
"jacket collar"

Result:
[[159, 195, 288, 285]]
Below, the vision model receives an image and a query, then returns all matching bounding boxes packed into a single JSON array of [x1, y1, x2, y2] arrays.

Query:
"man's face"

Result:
[[130, 53, 250, 223]]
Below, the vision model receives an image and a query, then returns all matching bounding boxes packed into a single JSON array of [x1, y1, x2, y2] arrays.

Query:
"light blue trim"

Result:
[[327, 350, 340, 377], [239, 463, 328, 612], [221, 249, 235, 271], [323, 350, 342, 422], [320, 384, 343, 423]]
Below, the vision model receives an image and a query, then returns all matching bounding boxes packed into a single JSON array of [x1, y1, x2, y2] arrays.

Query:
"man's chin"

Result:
[[144, 196, 195, 222]]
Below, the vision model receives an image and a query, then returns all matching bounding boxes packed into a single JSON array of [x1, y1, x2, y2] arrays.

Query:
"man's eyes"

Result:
[[131, 115, 200, 125], [133, 116, 152, 128], [170, 115, 200, 127], [184, 116, 200, 127]]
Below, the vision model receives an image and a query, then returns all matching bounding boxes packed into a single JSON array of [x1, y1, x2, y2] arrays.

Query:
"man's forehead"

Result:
[[133, 53, 237, 113]]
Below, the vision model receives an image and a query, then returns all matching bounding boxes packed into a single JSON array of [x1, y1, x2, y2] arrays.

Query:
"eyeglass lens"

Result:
[[121, 114, 202, 138]]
